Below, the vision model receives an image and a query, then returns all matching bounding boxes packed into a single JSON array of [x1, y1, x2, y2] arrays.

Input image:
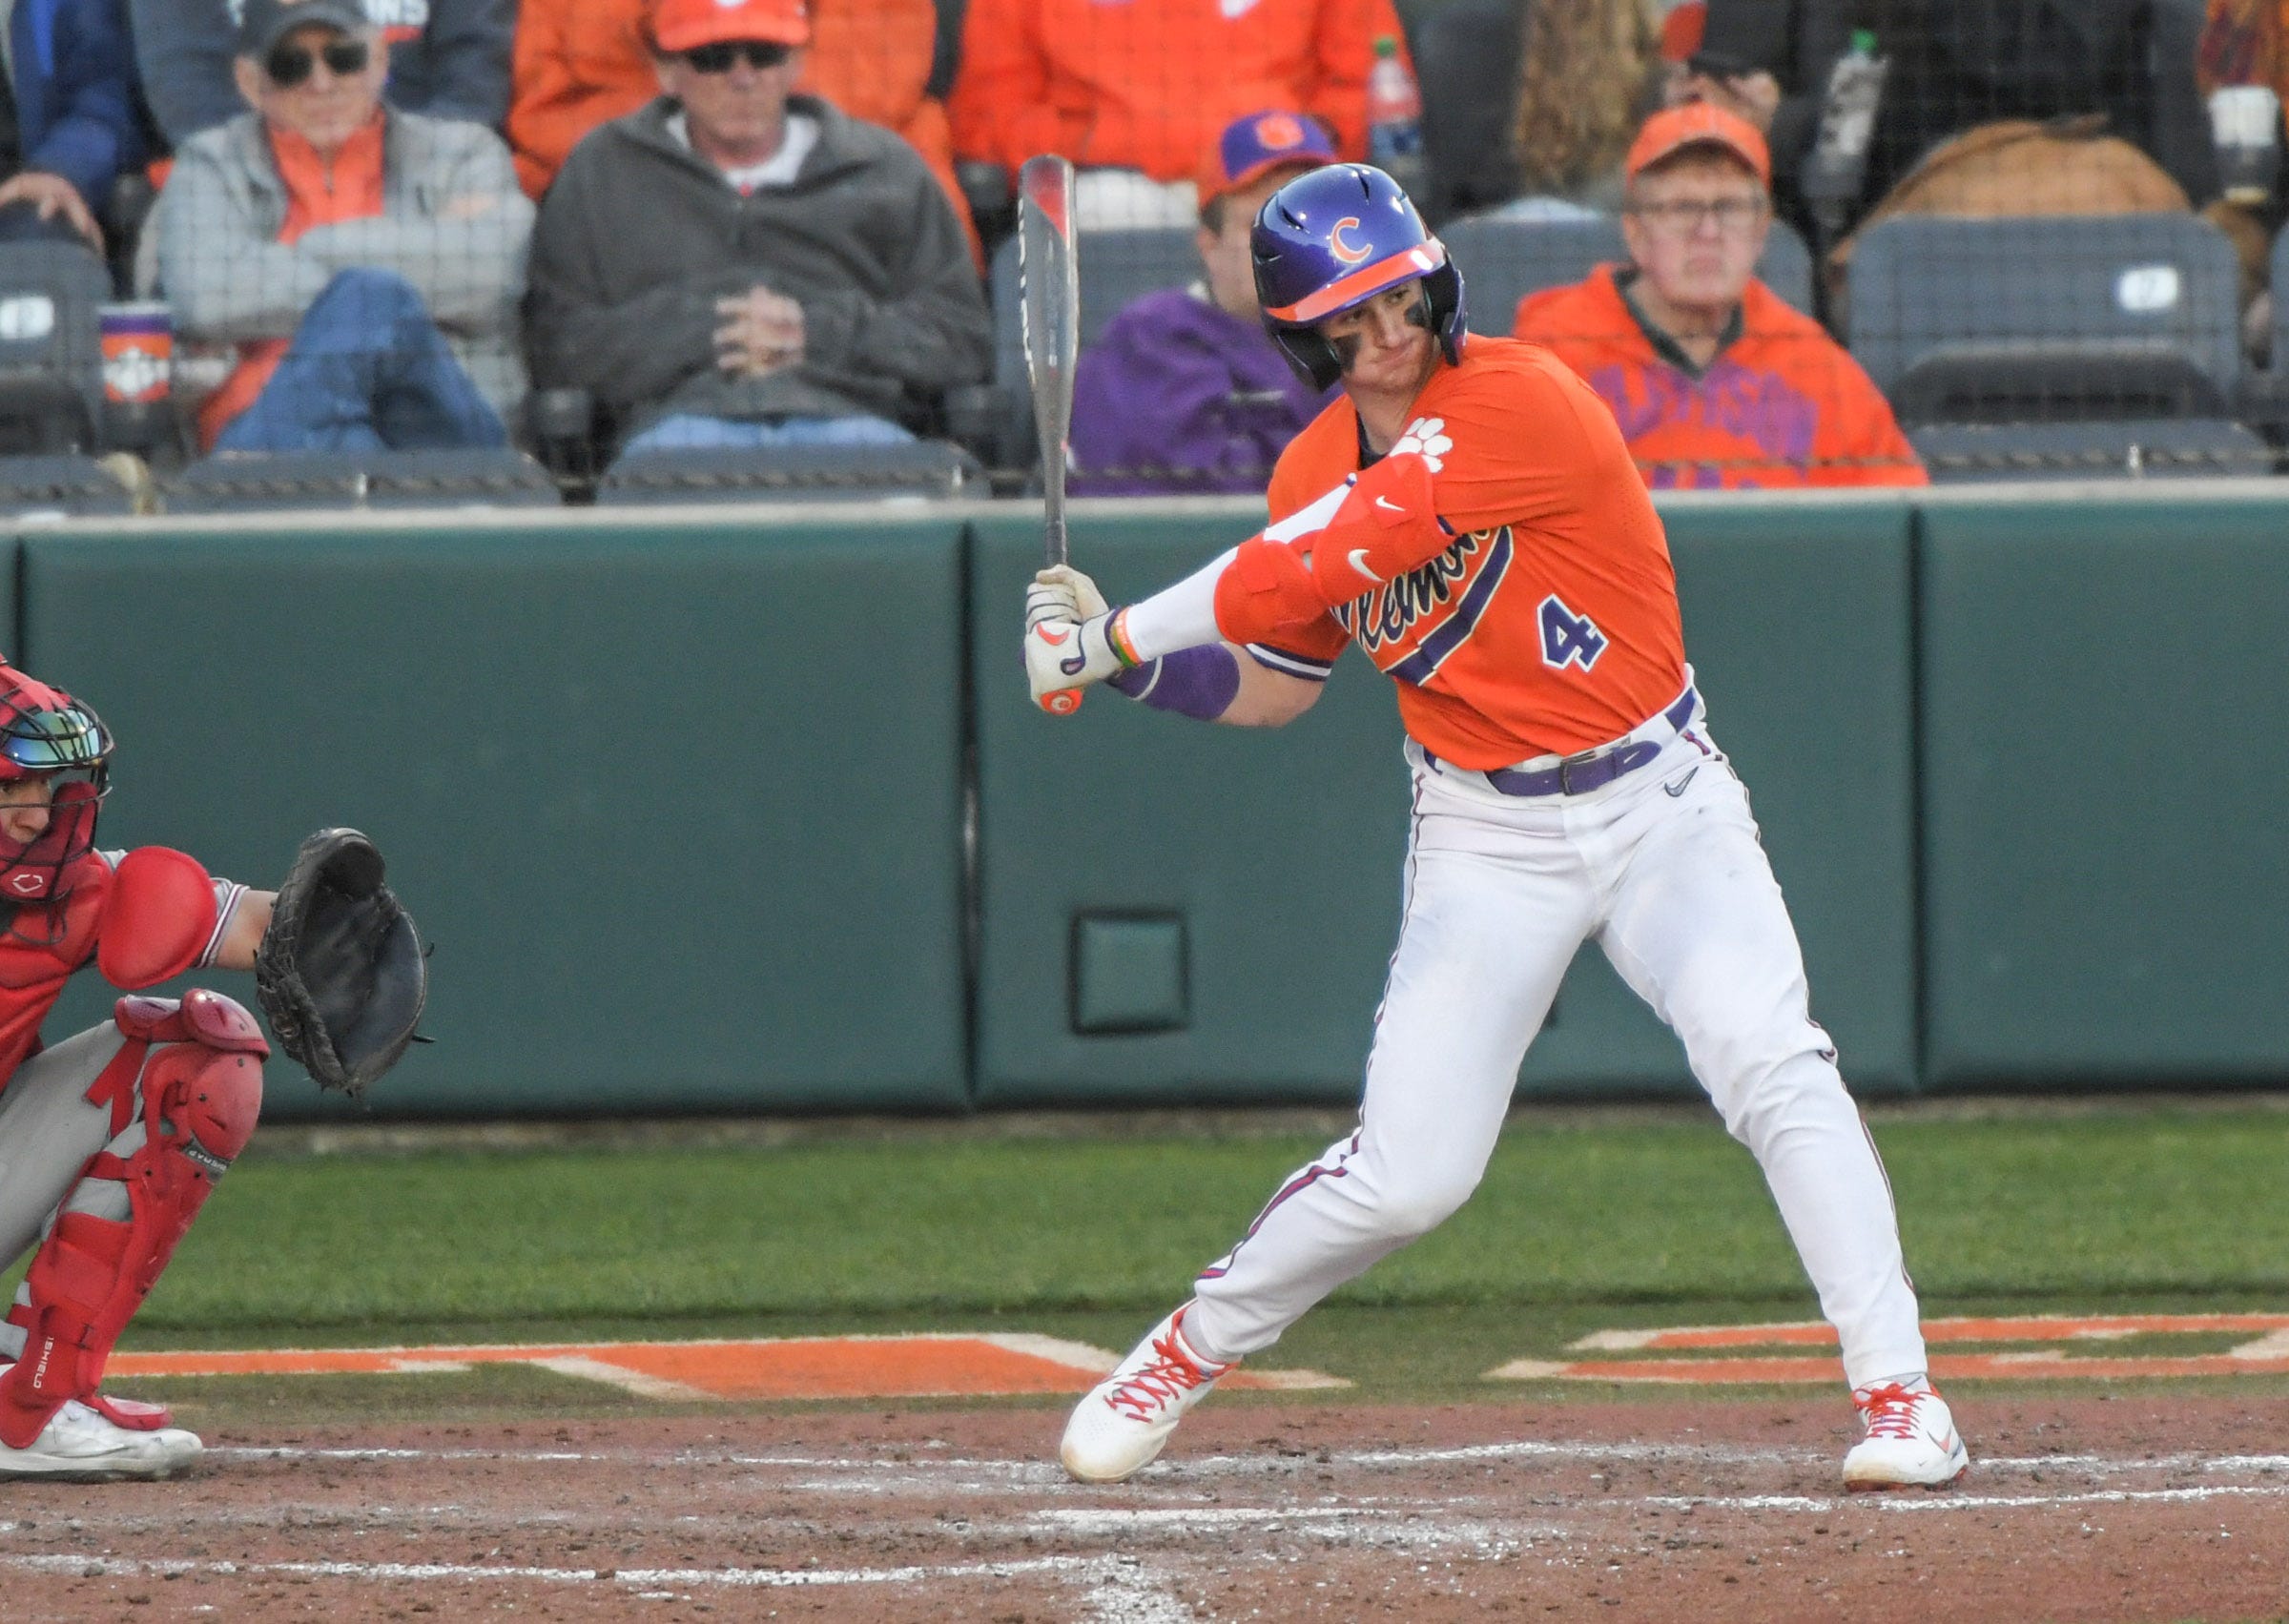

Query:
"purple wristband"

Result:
[[1107, 643, 1241, 720]]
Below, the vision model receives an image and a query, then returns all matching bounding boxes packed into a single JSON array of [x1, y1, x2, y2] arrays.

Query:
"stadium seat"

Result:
[[986, 226, 1200, 469], [1439, 213, 1819, 327], [157, 449, 563, 513], [1847, 215, 2241, 423], [0, 241, 109, 454], [0, 453, 137, 516], [594, 441, 983, 504], [1908, 419, 2274, 482]]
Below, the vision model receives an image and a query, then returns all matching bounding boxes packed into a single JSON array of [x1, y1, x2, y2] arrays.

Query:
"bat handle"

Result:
[[1039, 688, 1083, 715]]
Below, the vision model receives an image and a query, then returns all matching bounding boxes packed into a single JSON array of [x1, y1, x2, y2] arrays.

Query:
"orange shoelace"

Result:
[[1105, 1329, 1222, 1423], [1855, 1383, 1926, 1439]]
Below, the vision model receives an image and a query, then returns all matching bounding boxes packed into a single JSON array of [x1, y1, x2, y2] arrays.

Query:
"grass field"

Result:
[[115, 1099, 2289, 1388]]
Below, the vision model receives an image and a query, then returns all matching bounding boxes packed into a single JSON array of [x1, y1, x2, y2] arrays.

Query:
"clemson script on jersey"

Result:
[[1261, 337, 1689, 768]]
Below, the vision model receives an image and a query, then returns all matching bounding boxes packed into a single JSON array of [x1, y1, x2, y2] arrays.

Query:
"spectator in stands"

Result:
[[1068, 111, 1336, 496], [508, 0, 979, 272], [0, 0, 147, 252], [1513, 103, 1924, 487], [524, 0, 990, 458], [1507, 0, 1666, 215], [146, 0, 533, 451], [1678, 1, 2216, 246], [131, 0, 512, 151], [948, 0, 1408, 226]]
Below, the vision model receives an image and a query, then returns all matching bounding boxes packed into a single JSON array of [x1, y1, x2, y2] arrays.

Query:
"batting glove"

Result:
[[1025, 608, 1138, 704], [1026, 565, 1110, 629]]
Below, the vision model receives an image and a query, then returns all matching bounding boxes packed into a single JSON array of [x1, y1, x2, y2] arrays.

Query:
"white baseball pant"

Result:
[[1186, 691, 1930, 1390]]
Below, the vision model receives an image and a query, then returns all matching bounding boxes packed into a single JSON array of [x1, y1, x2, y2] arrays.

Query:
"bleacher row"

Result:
[[0, 205, 2278, 516]]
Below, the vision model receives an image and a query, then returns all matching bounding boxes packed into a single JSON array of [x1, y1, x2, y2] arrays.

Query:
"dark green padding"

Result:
[[1919, 494, 2289, 1088], [970, 496, 1916, 1107], [22, 516, 970, 1120], [1070, 913, 1188, 1034]]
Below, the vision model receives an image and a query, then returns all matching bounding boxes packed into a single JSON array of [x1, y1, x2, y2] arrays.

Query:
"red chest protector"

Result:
[[0, 848, 218, 1088]]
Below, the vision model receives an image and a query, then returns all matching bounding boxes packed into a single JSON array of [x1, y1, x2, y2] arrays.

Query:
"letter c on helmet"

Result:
[[1328, 217, 1371, 264]]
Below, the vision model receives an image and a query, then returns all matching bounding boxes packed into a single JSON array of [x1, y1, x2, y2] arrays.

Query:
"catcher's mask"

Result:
[[0, 667, 112, 905]]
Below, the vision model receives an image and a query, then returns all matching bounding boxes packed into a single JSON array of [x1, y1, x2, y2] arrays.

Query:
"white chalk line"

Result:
[[1642, 1481, 2289, 1513], [0, 1550, 1147, 1592], [207, 1438, 2289, 1486]]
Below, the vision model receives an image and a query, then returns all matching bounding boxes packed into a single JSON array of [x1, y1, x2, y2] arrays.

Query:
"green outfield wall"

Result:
[[4, 484, 2281, 1119]]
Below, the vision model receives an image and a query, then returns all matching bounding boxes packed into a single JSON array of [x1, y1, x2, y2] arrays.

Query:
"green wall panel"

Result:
[[971, 504, 1409, 1107], [22, 515, 969, 1120], [1920, 494, 2289, 1087], [970, 495, 1916, 1108]]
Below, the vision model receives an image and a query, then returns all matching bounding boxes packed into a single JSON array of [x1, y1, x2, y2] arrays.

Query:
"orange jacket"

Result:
[[947, 0, 1407, 182], [508, 0, 980, 261], [1514, 266, 1927, 490]]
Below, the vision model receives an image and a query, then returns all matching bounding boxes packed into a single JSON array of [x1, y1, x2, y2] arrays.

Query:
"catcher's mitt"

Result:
[[254, 828, 427, 1096]]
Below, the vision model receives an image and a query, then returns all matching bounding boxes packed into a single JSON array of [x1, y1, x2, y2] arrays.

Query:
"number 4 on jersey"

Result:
[[1537, 593, 1607, 671]]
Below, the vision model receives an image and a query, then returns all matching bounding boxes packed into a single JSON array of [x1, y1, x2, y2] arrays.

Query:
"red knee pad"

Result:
[[0, 997, 264, 1446]]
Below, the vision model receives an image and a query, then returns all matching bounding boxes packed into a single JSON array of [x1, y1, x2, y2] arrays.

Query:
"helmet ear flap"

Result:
[[1268, 325, 1345, 391], [1423, 257, 1466, 365]]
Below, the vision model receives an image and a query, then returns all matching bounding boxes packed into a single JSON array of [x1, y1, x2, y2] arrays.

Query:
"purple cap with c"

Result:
[[1200, 110, 1338, 205]]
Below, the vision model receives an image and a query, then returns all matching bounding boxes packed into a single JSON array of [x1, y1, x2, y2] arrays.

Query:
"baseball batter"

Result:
[[1024, 160, 1968, 1491], [0, 659, 422, 1479]]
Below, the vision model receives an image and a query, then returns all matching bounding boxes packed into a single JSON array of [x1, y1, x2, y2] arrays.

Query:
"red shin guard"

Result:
[[0, 991, 265, 1447]]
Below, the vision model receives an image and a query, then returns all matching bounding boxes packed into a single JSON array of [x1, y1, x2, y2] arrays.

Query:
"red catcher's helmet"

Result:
[[0, 666, 112, 904]]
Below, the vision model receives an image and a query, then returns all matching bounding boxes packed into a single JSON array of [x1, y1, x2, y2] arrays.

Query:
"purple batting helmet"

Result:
[[1250, 163, 1465, 390]]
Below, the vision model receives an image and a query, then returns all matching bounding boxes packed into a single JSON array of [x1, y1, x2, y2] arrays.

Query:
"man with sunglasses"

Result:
[[525, 0, 989, 460], [1512, 103, 1923, 489], [145, 0, 532, 451], [130, 0, 510, 155]]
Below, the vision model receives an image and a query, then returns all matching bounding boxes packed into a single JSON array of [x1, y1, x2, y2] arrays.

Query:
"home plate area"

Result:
[[24, 1319, 2289, 1620]]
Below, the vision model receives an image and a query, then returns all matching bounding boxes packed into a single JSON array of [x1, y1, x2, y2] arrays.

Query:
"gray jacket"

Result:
[[525, 95, 991, 433], [145, 109, 535, 423]]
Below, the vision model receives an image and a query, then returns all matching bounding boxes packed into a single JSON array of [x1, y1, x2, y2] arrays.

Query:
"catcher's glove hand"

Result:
[[254, 828, 428, 1097]]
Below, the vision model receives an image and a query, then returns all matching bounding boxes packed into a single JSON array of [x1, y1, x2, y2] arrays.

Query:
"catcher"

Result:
[[0, 658, 424, 1479]]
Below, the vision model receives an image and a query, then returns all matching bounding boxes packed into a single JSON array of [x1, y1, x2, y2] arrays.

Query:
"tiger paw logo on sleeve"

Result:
[[1391, 416, 1452, 471]]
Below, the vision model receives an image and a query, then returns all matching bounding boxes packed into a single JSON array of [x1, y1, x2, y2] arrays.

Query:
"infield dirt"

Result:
[[3, 1390, 2285, 1621]]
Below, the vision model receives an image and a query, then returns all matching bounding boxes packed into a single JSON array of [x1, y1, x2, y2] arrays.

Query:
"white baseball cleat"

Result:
[[1842, 1382, 1968, 1490], [0, 1399, 202, 1481], [1061, 1303, 1234, 1483]]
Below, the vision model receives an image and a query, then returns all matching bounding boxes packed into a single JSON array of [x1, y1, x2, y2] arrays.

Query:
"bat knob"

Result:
[[1041, 689, 1083, 715]]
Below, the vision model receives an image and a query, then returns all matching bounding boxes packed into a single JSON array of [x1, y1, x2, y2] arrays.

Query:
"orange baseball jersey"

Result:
[[1514, 268, 1927, 489], [946, 0, 1405, 182], [1261, 336, 1687, 768]]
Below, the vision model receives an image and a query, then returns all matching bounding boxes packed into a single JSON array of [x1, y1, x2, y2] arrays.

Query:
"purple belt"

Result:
[[1431, 687, 1698, 798]]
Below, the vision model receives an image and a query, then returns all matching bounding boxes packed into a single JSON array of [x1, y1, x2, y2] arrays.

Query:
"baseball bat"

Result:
[[1017, 154, 1084, 715]]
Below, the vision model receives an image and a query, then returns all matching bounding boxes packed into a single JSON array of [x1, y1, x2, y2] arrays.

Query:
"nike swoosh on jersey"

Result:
[[1347, 548, 1383, 585], [1373, 496, 1404, 512]]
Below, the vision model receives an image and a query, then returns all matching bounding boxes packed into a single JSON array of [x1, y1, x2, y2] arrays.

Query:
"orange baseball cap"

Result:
[[1624, 102, 1770, 187], [650, 0, 811, 52]]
